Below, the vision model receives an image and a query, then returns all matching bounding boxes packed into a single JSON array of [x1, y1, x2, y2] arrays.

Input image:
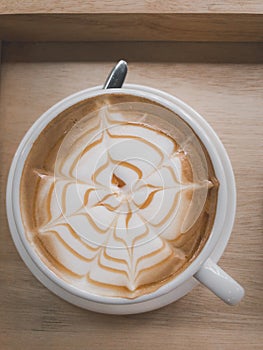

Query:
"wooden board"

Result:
[[1, 13, 263, 42], [2, 41, 263, 63], [0, 0, 263, 42], [1, 0, 263, 14], [0, 42, 262, 350]]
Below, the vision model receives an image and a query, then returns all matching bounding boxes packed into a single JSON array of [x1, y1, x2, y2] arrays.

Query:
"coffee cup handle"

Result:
[[194, 258, 244, 305]]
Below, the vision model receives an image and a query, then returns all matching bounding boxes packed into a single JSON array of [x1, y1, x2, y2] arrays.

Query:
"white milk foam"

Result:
[[29, 101, 215, 298]]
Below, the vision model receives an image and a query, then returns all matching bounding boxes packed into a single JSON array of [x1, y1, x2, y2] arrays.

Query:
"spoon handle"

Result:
[[103, 60, 128, 89]]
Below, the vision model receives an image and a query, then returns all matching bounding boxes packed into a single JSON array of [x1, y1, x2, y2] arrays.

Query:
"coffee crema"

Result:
[[20, 94, 219, 298]]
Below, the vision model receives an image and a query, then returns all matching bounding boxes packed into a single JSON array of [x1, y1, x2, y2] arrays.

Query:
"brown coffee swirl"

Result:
[[20, 94, 219, 298]]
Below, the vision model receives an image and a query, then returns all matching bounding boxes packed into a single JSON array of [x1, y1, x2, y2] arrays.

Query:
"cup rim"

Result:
[[6, 84, 236, 305]]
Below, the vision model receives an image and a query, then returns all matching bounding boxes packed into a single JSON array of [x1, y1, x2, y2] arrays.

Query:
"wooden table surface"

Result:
[[0, 42, 262, 350], [1, 1, 263, 42]]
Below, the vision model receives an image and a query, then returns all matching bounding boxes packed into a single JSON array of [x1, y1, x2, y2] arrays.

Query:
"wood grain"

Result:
[[0, 42, 262, 350], [0, 13, 263, 42], [2, 41, 263, 64], [1, 0, 263, 14], [1, 0, 262, 42]]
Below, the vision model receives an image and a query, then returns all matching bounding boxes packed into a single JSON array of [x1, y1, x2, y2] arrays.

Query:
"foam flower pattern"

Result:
[[35, 106, 209, 297]]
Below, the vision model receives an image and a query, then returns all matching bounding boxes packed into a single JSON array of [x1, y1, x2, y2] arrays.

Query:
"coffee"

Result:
[[20, 94, 219, 298]]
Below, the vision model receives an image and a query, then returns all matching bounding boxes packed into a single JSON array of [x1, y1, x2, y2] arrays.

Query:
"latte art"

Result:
[[21, 95, 219, 298]]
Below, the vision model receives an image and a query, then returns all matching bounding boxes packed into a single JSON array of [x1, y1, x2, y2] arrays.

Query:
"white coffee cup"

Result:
[[6, 84, 244, 314]]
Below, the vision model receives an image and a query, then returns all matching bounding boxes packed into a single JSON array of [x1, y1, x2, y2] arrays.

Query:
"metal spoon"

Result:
[[103, 60, 128, 89]]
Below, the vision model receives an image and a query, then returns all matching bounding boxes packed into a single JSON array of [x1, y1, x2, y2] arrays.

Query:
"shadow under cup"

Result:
[[7, 86, 241, 313]]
